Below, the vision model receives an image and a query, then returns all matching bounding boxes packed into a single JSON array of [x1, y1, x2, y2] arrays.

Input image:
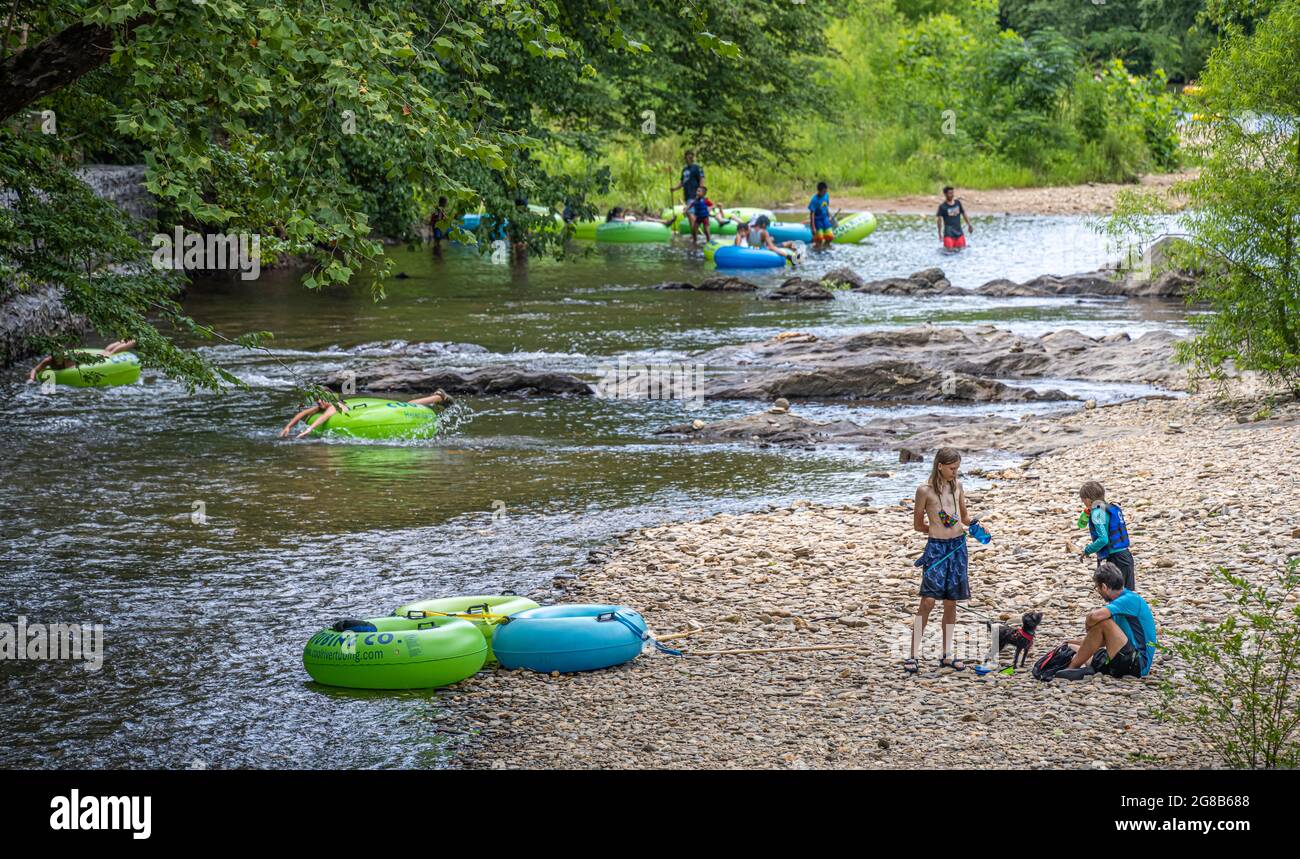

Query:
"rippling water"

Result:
[[0, 214, 1185, 768]]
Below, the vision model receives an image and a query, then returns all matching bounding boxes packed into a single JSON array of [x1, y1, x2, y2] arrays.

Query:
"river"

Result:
[[0, 214, 1185, 768]]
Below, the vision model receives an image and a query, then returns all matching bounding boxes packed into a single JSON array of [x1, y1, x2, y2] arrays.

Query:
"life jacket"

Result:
[[1089, 502, 1130, 558], [691, 197, 712, 218]]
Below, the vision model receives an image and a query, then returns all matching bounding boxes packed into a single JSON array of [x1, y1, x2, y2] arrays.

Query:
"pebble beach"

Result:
[[449, 390, 1300, 769]]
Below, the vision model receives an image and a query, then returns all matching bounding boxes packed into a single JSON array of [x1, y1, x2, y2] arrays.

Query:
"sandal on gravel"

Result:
[[940, 656, 967, 671], [903, 658, 919, 674]]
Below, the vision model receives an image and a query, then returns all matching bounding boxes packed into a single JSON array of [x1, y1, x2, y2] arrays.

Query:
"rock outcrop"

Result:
[[704, 360, 1069, 402], [767, 277, 834, 301], [698, 324, 1185, 391], [323, 361, 595, 397]]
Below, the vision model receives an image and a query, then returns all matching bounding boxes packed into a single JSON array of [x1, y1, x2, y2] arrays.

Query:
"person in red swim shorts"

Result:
[[936, 185, 973, 251]]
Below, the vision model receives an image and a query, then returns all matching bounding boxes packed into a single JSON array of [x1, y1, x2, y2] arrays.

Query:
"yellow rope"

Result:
[[408, 609, 514, 622]]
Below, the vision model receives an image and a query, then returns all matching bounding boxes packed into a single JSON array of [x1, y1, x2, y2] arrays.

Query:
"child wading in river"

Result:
[[1077, 480, 1136, 590], [907, 448, 985, 673]]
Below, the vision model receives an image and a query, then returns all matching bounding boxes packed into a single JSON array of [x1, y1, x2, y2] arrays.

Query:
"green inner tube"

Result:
[[594, 220, 672, 243], [702, 238, 728, 263], [308, 397, 439, 440], [302, 615, 487, 690], [570, 220, 600, 241], [832, 212, 878, 244], [394, 594, 541, 661], [40, 349, 141, 388]]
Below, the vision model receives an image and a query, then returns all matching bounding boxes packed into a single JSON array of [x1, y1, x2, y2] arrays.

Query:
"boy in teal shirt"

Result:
[[1057, 562, 1157, 679]]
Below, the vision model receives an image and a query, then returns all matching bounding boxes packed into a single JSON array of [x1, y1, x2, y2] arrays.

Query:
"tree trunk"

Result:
[[0, 17, 151, 122]]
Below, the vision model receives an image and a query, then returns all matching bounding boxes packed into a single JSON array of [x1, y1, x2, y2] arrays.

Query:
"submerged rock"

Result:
[[654, 276, 758, 292], [768, 277, 834, 301]]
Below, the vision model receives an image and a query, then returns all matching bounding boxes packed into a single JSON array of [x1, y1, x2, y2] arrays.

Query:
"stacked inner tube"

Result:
[[302, 599, 650, 689]]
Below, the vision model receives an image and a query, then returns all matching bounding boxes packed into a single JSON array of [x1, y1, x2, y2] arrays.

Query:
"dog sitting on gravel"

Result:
[[998, 611, 1043, 668]]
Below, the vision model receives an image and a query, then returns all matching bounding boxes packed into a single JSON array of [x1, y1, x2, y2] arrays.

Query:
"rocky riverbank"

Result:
[[792, 171, 1195, 216], [445, 390, 1300, 769]]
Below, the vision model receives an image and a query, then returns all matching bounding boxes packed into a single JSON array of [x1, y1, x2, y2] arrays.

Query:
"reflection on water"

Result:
[[0, 214, 1186, 768]]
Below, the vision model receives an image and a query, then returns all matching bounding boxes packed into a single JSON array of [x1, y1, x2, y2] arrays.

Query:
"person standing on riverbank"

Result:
[[937, 186, 973, 252], [1077, 481, 1136, 590], [907, 447, 979, 672]]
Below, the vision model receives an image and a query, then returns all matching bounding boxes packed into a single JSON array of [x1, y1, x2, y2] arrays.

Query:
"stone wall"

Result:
[[0, 164, 151, 367]]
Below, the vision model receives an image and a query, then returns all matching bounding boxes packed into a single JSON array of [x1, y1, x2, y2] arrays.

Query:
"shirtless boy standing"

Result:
[[906, 447, 983, 672]]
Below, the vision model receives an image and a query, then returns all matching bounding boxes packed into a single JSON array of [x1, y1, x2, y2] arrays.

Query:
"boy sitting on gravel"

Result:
[[1055, 562, 1157, 680], [1077, 480, 1136, 590]]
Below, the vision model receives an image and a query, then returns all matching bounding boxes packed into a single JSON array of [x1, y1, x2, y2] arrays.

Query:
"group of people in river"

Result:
[[427, 149, 976, 259], [910, 448, 1156, 679]]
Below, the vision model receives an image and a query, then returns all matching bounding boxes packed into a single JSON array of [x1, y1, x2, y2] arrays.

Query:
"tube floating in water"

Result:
[[40, 349, 141, 388], [832, 212, 877, 244], [709, 243, 791, 269], [308, 398, 439, 440], [594, 221, 673, 243]]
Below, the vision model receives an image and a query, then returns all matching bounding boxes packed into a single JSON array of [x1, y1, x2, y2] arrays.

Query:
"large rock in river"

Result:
[[324, 360, 594, 397], [698, 324, 1184, 390], [703, 359, 1069, 402]]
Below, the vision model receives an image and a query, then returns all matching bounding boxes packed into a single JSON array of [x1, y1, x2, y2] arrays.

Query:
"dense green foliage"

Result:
[[1159, 0, 1300, 390], [999, 0, 1211, 81], [0, 1, 833, 387], [606, 0, 1184, 207]]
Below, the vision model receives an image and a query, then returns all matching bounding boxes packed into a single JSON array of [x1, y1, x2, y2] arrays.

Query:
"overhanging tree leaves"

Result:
[[2, 1, 836, 388]]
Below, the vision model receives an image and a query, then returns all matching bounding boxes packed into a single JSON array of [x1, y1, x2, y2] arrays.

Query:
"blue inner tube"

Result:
[[712, 245, 790, 269], [492, 604, 647, 673], [766, 222, 813, 243]]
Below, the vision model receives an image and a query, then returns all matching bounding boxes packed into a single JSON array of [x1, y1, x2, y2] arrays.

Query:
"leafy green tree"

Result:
[[999, 0, 1212, 80], [1171, 0, 1300, 390], [0, 1, 836, 388]]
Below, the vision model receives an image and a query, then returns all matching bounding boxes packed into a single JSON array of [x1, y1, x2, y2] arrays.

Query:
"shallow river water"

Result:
[[0, 214, 1184, 768]]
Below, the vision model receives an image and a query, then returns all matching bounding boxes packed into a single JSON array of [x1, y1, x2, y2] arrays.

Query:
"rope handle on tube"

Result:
[[601, 610, 682, 656]]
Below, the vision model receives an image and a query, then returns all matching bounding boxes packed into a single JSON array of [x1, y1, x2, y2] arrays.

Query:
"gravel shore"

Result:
[[789, 171, 1195, 216], [448, 391, 1300, 769]]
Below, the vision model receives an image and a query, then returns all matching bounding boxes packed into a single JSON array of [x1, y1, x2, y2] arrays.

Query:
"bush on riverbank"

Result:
[[591, 0, 1184, 207], [1159, 560, 1300, 770]]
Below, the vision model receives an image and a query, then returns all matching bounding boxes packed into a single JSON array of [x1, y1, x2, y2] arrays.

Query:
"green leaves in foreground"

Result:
[[1159, 559, 1300, 769]]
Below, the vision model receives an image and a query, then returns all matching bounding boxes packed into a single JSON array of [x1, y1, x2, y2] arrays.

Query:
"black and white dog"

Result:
[[998, 611, 1043, 668]]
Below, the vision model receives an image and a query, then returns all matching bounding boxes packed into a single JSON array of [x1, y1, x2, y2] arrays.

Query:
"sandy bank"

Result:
[[778, 171, 1195, 217], [447, 391, 1299, 769]]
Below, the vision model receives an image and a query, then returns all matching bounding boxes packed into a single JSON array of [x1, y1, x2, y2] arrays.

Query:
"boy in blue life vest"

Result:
[[1076, 480, 1136, 590], [687, 185, 724, 244], [807, 181, 834, 250]]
